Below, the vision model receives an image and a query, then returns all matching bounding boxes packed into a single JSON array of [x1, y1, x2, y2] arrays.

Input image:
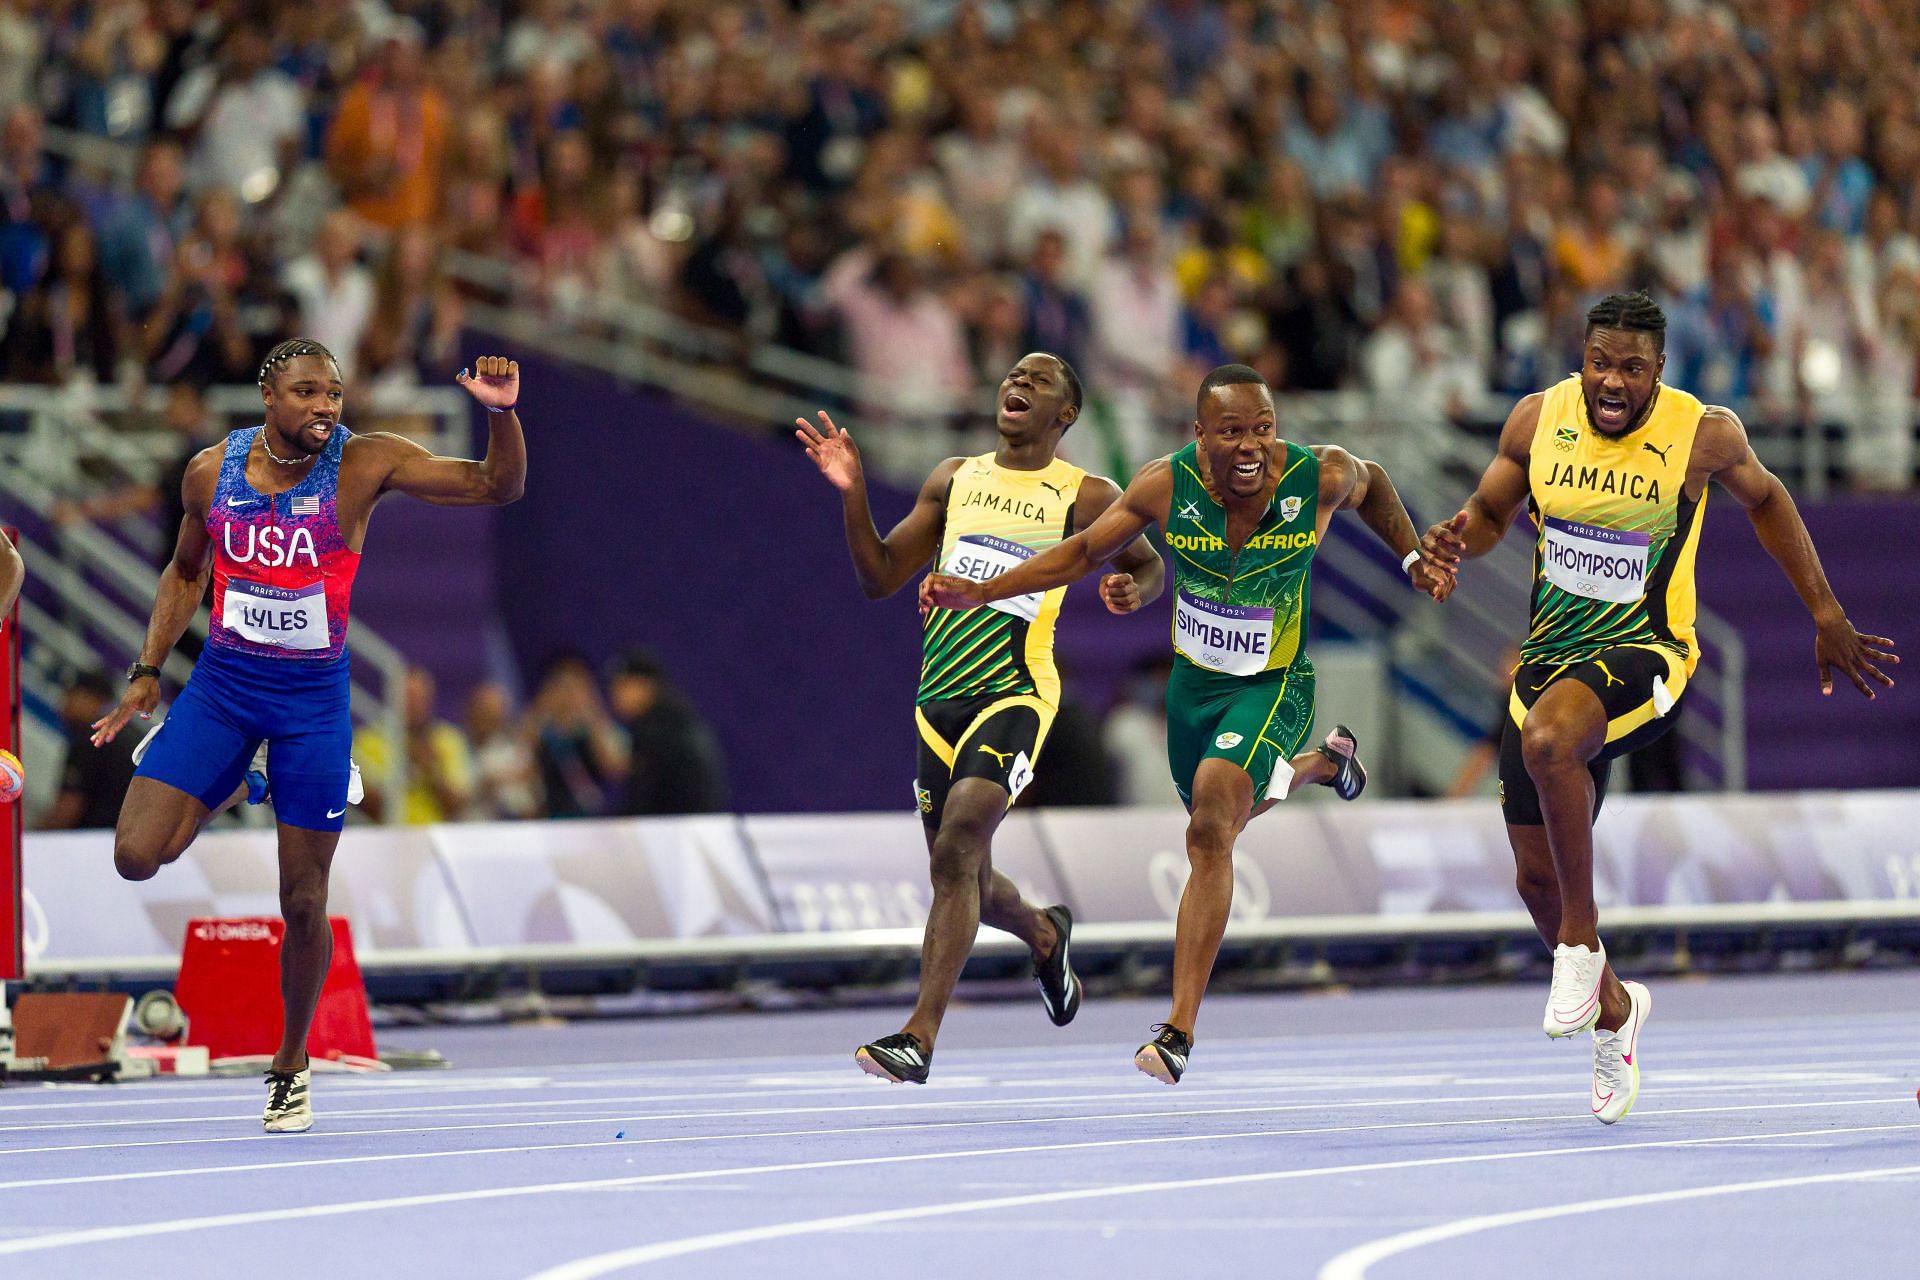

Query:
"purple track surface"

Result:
[[3, 971, 1918, 1278]]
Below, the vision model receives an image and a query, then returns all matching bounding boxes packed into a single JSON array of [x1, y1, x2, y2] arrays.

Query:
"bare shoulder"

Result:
[[181, 445, 225, 507], [1075, 471, 1124, 505], [1691, 405, 1753, 471], [1500, 392, 1545, 456], [922, 455, 969, 501]]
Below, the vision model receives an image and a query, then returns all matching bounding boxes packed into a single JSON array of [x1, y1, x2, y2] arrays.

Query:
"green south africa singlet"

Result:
[[1162, 441, 1321, 676]]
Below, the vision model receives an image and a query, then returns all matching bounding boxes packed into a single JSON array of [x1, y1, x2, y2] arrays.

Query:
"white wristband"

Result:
[[1400, 549, 1421, 575]]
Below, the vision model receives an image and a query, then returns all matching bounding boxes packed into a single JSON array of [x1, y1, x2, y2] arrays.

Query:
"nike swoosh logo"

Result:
[[327, 807, 346, 818], [227, 497, 261, 507]]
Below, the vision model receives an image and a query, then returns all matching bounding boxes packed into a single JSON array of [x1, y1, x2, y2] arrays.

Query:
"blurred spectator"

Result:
[[1004, 118, 1115, 290], [355, 666, 476, 825], [40, 670, 137, 830], [95, 138, 190, 319], [606, 651, 728, 816], [528, 653, 627, 820], [1089, 222, 1181, 460], [1360, 277, 1483, 421], [283, 209, 374, 381], [361, 225, 463, 391], [325, 22, 448, 229], [1, 105, 74, 295], [823, 245, 970, 428], [465, 680, 542, 821], [1285, 77, 1382, 200], [174, 25, 305, 207], [1018, 228, 1090, 373], [0, 221, 121, 385]]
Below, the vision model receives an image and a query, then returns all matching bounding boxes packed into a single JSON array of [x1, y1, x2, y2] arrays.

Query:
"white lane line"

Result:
[[0, 1078, 1894, 1159], [1317, 1163, 1920, 1280], [6, 1022, 1911, 1114], [5, 1050, 1912, 1135], [0, 1095, 1898, 1194], [4, 1110, 1914, 1261], [521, 1123, 1920, 1278]]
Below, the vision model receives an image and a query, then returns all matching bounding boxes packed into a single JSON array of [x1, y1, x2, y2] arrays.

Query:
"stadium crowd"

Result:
[[5, 0, 1920, 486]]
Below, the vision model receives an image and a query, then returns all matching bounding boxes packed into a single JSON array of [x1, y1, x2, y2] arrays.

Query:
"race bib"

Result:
[[1174, 590, 1273, 676], [942, 534, 1043, 622], [1541, 517, 1650, 603], [222, 579, 328, 650]]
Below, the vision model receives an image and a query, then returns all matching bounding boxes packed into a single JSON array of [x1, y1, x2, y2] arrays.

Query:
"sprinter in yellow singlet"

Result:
[[797, 353, 1164, 1084], [1423, 292, 1900, 1124]]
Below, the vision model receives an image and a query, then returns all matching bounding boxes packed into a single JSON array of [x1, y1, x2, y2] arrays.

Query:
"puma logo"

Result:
[[1642, 442, 1672, 463], [1593, 660, 1624, 688], [975, 744, 1015, 767], [1039, 480, 1067, 499]]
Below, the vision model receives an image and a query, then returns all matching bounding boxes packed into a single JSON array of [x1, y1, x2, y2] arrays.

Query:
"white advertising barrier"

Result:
[[24, 827, 468, 967], [431, 816, 773, 945], [1035, 806, 1369, 925], [743, 811, 1064, 932]]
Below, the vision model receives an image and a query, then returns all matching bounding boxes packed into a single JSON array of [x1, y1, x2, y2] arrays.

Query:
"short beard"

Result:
[[1583, 382, 1660, 435]]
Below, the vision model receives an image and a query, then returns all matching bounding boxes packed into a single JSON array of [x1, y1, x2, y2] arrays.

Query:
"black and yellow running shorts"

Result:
[[1498, 644, 1689, 825], [913, 693, 1056, 828], [1165, 655, 1316, 808]]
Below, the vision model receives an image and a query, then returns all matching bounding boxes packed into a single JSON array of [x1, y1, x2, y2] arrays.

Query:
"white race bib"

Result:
[[942, 534, 1044, 622], [222, 579, 328, 650], [1174, 590, 1273, 676], [1541, 517, 1650, 603]]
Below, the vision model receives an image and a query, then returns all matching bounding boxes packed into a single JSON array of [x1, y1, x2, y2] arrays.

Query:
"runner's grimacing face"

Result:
[[1196, 382, 1278, 500], [996, 354, 1075, 439], [1580, 328, 1664, 437], [264, 354, 344, 455]]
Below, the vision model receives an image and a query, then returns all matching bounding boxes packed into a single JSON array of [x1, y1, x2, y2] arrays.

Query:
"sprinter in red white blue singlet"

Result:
[[92, 339, 527, 1133]]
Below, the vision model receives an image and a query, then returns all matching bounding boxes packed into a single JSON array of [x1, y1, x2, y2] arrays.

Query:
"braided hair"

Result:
[[257, 338, 340, 389], [1584, 292, 1667, 352]]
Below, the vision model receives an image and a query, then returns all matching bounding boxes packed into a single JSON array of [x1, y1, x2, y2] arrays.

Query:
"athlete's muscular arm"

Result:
[[371, 358, 528, 506], [796, 410, 957, 600], [1421, 391, 1540, 575], [1315, 445, 1450, 601], [0, 530, 21, 619], [1695, 406, 1898, 699], [1073, 474, 1167, 615], [92, 449, 221, 745], [922, 460, 1171, 611]]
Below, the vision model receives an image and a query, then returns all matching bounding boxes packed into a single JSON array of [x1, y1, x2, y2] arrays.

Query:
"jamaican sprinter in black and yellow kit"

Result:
[[1425, 292, 1899, 1125], [799, 353, 1164, 1084], [928, 365, 1445, 1085]]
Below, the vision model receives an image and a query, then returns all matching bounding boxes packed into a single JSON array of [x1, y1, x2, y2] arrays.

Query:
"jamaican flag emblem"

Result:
[[1555, 421, 1580, 451]]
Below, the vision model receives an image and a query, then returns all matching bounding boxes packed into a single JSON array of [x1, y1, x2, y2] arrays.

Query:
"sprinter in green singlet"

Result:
[[926, 365, 1449, 1083]]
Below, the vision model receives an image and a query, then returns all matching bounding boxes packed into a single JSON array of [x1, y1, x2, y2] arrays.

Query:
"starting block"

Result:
[[174, 917, 377, 1064]]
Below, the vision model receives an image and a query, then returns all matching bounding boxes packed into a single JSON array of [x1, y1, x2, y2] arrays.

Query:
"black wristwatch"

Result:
[[127, 662, 162, 683]]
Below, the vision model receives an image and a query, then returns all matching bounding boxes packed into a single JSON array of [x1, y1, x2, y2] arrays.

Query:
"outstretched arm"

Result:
[[1316, 445, 1450, 600], [1696, 406, 1898, 699], [923, 460, 1171, 610], [92, 451, 221, 744], [796, 410, 956, 599], [375, 357, 528, 506], [1073, 474, 1167, 616], [1421, 391, 1539, 575]]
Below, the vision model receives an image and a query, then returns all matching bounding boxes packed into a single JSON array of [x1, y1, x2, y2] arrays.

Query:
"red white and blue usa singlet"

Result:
[[206, 426, 361, 661]]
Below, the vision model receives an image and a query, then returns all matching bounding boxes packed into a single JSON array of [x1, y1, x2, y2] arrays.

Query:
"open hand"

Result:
[[1409, 558, 1454, 602], [92, 676, 159, 746], [795, 410, 861, 491], [1814, 614, 1897, 699], [1099, 572, 1141, 614], [1420, 512, 1469, 577], [920, 573, 986, 613], [456, 356, 519, 411]]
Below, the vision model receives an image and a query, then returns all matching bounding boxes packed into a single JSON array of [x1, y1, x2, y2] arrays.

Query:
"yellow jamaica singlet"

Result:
[[917, 453, 1086, 707], [1524, 374, 1707, 674]]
